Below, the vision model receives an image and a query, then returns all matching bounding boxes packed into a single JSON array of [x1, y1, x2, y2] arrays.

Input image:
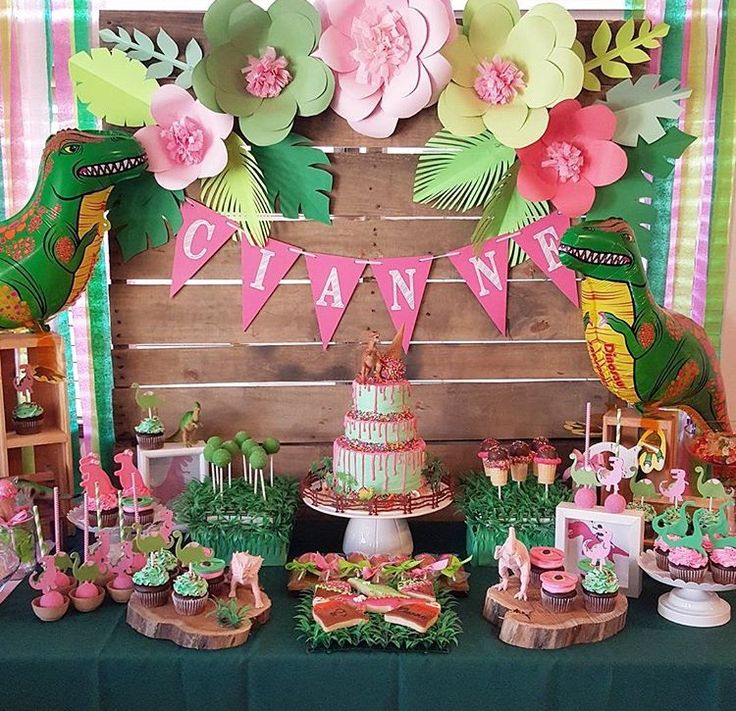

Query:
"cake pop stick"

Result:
[[32, 504, 45, 560], [53, 486, 61, 554], [260, 470, 266, 501], [118, 490, 125, 541], [228, 463, 232, 489], [219, 467, 224, 496], [132, 474, 139, 526], [94, 481, 102, 530], [83, 493, 90, 564], [211, 463, 217, 491], [584, 402, 591, 469], [615, 408, 622, 455]]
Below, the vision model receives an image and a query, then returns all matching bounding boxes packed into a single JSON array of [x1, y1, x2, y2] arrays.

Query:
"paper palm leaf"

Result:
[[251, 133, 332, 224], [413, 130, 515, 212], [600, 74, 691, 147], [470, 162, 549, 249], [200, 134, 272, 247], [68, 48, 157, 127]]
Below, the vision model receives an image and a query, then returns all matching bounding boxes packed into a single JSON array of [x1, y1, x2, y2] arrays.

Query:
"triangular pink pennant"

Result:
[[305, 254, 365, 349], [241, 238, 301, 331], [510, 213, 578, 306], [448, 237, 509, 334], [170, 200, 239, 296], [371, 256, 432, 352]]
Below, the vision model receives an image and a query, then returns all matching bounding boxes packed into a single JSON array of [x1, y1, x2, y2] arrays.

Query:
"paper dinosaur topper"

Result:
[[559, 218, 729, 432]]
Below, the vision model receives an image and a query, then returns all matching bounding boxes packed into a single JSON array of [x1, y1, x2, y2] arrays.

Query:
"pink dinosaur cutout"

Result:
[[88, 530, 111, 576], [659, 469, 688, 506], [80, 453, 117, 500], [596, 455, 626, 494], [113, 449, 151, 497], [582, 527, 613, 567], [567, 520, 629, 561], [29, 555, 62, 594]]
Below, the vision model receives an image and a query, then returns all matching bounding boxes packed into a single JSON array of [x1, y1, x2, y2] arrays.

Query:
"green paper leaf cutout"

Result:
[[98, 27, 203, 90], [251, 133, 332, 224], [585, 19, 669, 81], [413, 130, 515, 212], [201, 133, 272, 247], [68, 48, 157, 126], [587, 126, 696, 258], [108, 172, 185, 262], [470, 162, 549, 248], [601, 74, 692, 147]]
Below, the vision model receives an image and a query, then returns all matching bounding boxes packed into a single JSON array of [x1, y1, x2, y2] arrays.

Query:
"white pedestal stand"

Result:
[[639, 551, 736, 627], [303, 484, 453, 557]]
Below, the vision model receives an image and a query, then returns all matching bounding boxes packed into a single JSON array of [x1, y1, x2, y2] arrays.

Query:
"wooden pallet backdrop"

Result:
[[102, 12, 639, 477]]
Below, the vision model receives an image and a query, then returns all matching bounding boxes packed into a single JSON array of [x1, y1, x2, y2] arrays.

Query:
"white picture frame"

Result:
[[555, 502, 645, 597], [136, 442, 207, 507]]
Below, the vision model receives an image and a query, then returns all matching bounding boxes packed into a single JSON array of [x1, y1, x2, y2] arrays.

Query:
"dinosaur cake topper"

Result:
[[358, 326, 405, 383], [559, 218, 730, 432]]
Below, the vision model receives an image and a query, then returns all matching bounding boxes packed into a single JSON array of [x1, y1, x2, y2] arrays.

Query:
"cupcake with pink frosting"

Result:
[[540, 571, 578, 613], [668, 546, 708, 583], [0, 479, 18, 521], [529, 546, 565, 587], [653, 535, 678, 571], [709, 547, 736, 585]]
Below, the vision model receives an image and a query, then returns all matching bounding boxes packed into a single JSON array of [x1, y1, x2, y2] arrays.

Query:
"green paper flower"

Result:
[[438, 0, 583, 148], [193, 0, 335, 146]]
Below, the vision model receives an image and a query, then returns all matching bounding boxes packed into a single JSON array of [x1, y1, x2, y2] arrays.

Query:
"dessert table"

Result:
[[2, 521, 735, 711]]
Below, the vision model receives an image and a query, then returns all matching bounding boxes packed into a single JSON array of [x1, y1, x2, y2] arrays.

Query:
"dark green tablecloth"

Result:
[[2, 521, 735, 711]]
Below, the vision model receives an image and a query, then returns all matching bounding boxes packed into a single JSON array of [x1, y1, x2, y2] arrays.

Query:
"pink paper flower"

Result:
[[316, 0, 456, 138], [134, 84, 234, 190], [516, 100, 628, 218], [474, 57, 525, 106], [242, 47, 292, 98]]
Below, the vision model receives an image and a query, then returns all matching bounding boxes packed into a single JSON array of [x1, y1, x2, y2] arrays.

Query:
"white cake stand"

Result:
[[303, 482, 453, 557], [66, 502, 175, 537], [638, 550, 736, 627]]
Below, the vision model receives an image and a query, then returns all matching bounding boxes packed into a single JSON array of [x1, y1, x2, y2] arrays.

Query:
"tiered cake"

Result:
[[332, 331, 426, 495]]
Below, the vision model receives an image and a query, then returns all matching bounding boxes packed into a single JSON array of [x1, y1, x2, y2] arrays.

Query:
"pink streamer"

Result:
[[70, 294, 94, 455], [51, 0, 76, 129], [690, 0, 723, 323]]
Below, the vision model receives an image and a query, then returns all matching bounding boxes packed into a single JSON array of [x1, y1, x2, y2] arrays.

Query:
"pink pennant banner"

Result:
[[241, 238, 301, 331], [371, 256, 432, 352], [448, 237, 509, 334], [170, 200, 239, 296], [305, 253, 366, 349], [510, 213, 578, 306]]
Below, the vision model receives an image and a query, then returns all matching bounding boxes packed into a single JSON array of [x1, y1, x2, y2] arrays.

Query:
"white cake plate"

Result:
[[639, 550, 736, 627], [303, 484, 453, 557]]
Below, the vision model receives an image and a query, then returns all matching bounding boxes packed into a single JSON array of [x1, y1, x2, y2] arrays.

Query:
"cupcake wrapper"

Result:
[[541, 589, 575, 613], [530, 565, 564, 587], [172, 593, 208, 616], [137, 433, 165, 450], [510, 463, 528, 483], [654, 549, 669, 571], [710, 563, 736, 585], [123, 509, 155, 527], [13, 417, 42, 435], [668, 562, 707, 584], [206, 579, 228, 597], [537, 464, 557, 485], [88, 510, 119, 529], [133, 586, 170, 608], [583, 590, 617, 614]]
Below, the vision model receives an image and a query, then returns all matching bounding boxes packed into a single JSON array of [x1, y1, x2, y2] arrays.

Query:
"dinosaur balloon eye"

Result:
[[622, 231, 633, 242], [61, 143, 81, 155]]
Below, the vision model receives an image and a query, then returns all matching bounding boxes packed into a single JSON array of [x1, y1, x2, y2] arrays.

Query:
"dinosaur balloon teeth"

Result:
[[558, 244, 632, 266], [78, 154, 146, 177]]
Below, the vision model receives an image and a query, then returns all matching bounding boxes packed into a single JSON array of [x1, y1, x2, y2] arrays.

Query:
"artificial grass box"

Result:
[[173, 476, 299, 566], [456, 473, 572, 566]]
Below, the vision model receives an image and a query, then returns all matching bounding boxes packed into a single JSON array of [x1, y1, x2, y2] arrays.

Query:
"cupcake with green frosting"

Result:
[[12, 401, 44, 435], [582, 565, 620, 613], [135, 415, 165, 450], [132, 564, 171, 608], [122, 495, 155, 526], [172, 570, 209, 616], [148, 549, 179, 579], [192, 558, 227, 597]]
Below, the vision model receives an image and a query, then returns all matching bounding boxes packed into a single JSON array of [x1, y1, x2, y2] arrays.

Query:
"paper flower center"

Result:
[[542, 141, 584, 183], [350, 6, 411, 85], [242, 46, 292, 98], [160, 117, 205, 166], [474, 56, 525, 105]]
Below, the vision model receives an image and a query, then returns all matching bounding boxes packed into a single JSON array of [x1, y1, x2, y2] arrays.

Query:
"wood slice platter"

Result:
[[126, 587, 271, 650], [483, 579, 627, 650]]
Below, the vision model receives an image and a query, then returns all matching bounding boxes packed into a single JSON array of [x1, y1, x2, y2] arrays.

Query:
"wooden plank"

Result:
[[110, 218, 512, 282], [113, 381, 608, 443], [109, 281, 584, 345], [99, 13, 647, 148], [113, 342, 595, 385]]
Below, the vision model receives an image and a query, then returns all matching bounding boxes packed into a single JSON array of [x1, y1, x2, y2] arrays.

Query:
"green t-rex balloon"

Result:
[[559, 218, 729, 432], [0, 128, 146, 329]]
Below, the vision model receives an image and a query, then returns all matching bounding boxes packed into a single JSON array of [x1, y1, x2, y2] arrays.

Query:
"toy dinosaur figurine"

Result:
[[559, 218, 729, 432], [358, 326, 405, 382], [0, 129, 146, 330], [492, 527, 530, 601], [167, 401, 201, 447]]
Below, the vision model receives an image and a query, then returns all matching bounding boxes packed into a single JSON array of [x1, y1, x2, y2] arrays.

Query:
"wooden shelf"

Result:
[[6, 427, 69, 449]]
